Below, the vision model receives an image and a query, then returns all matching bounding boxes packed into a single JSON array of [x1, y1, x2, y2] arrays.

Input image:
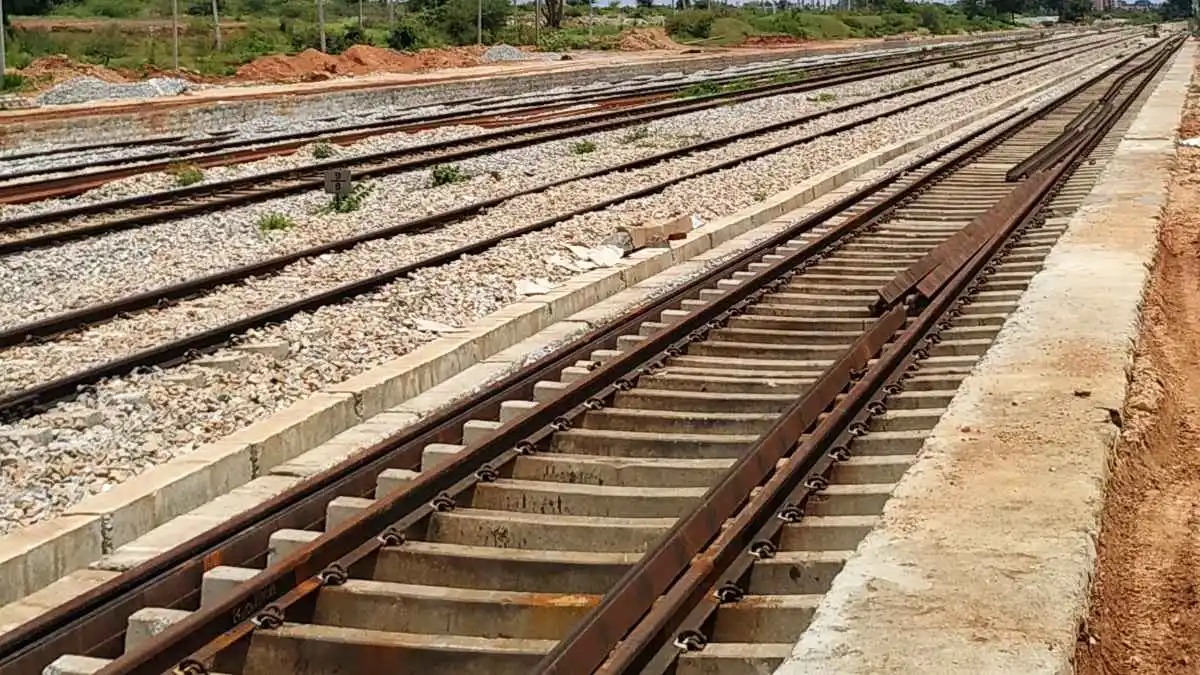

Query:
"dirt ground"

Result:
[[1074, 65, 1200, 675]]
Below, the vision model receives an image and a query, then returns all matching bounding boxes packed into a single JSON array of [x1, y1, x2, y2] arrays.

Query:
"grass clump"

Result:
[[808, 92, 837, 103], [257, 212, 296, 232], [949, 60, 967, 69], [570, 140, 597, 155], [311, 142, 335, 159], [430, 164, 469, 187], [168, 162, 204, 187], [325, 183, 374, 213]]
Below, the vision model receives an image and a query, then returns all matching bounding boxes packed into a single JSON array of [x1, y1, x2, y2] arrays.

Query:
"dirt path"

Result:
[[1074, 63, 1200, 675]]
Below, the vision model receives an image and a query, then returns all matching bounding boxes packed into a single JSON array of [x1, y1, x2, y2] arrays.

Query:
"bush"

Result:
[[0, 73, 25, 92], [168, 163, 204, 187], [666, 9, 715, 39], [311, 142, 335, 159], [258, 212, 296, 232], [388, 17, 441, 50], [676, 81, 720, 98], [570, 140, 596, 154], [431, 164, 469, 186]]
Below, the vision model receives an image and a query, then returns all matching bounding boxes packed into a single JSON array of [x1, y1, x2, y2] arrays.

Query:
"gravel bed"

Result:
[[35, 76, 195, 106], [0, 45, 1130, 534], [0, 45, 1084, 330]]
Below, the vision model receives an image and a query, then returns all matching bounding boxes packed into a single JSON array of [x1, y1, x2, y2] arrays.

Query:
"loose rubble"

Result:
[[35, 76, 194, 106]]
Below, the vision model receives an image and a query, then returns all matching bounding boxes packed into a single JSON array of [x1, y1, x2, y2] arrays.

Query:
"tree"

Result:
[[1161, 0, 1191, 19], [541, 0, 563, 28], [635, 0, 654, 6], [1057, 0, 1091, 22]]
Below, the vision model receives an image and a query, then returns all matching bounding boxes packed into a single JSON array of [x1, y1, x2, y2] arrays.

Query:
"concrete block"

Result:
[[201, 566, 258, 608], [234, 341, 290, 359], [223, 392, 359, 472], [0, 515, 103, 606], [390, 360, 516, 421], [375, 468, 420, 498], [64, 441, 252, 551], [326, 496, 373, 530], [194, 354, 247, 372], [462, 420, 501, 445], [126, 607, 191, 651], [268, 529, 321, 566], [421, 444, 464, 471], [484, 320, 591, 367], [499, 400, 539, 423]]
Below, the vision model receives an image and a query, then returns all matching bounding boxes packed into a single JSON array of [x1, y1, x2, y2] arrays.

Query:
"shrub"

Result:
[[438, 0, 512, 45], [325, 183, 374, 213], [311, 142, 335, 159], [168, 163, 204, 187], [0, 73, 25, 92], [258, 212, 296, 232], [570, 140, 596, 154], [431, 164, 469, 186], [388, 17, 441, 50]]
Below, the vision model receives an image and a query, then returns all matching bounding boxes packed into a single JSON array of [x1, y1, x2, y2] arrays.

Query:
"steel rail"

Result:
[[0, 32, 1123, 239], [536, 35, 1182, 674], [0, 36, 1125, 354], [0, 33, 1061, 192], [78, 34, 1169, 675], [0, 35, 1131, 421], [0, 100, 1032, 675], [0, 35, 1120, 258]]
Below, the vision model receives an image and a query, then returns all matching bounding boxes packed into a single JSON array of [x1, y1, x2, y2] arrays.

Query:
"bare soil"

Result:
[[1074, 65, 1200, 675]]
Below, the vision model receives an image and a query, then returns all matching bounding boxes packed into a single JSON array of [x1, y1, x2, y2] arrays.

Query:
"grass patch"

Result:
[[676, 81, 722, 99], [311, 142, 335, 159], [570, 140, 597, 155], [325, 183, 374, 213], [949, 60, 967, 69], [808, 92, 837, 103], [430, 164, 469, 187], [772, 70, 807, 85], [257, 212, 296, 232], [168, 162, 204, 187]]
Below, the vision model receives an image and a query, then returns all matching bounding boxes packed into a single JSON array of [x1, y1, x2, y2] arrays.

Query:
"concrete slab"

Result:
[[777, 41, 1195, 675]]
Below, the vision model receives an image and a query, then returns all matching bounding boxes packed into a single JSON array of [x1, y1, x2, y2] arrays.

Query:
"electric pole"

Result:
[[212, 0, 222, 51], [318, 0, 327, 52], [477, 0, 482, 44], [171, 0, 180, 70], [1, 0, 7, 81]]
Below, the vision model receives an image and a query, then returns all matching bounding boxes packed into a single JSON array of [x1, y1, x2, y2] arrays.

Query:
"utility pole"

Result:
[[358, 0, 364, 28], [211, 0, 222, 51], [171, 0, 180, 70], [534, 0, 540, 45], [476, 0, 482, 43], [317, 0, 327, 52]]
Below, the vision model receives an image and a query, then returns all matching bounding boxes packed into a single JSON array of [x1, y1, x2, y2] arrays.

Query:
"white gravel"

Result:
[[0, 39, 1118, 331], [0, 36, 1137, 534]]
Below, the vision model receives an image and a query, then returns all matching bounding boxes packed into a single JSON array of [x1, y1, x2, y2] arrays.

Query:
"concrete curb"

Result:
[[0, 52, 1115, 611], [776, 42, 1193, 675]]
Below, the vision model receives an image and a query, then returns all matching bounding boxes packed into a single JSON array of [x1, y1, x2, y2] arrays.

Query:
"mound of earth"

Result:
[[617, 27, 686, 51], [234, 45, 485, 83], [16, 54, 130, 87]]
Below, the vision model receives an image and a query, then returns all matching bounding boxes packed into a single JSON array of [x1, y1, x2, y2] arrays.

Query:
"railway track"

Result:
[[0, 32, 1064, 196], [0, 32, 1138, 421], [1, 30, 1179, 675], [0, 31, 1116, 251]]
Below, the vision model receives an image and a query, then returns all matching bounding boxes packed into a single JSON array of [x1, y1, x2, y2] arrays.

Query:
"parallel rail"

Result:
[[0, 30, 1176, 675], [0, 33, 1132, 420]]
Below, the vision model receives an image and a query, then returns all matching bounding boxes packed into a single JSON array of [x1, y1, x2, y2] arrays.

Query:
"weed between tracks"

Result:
[[311, 142, 335, 159], [570, 140, 597, 155], [324, 183, 374, 213], [257, 212, 296, 232], [430, 164, 469, 187], [168, 162, 204, 187]]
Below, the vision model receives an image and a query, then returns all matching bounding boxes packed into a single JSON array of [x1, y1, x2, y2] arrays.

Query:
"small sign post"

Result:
[[324, 168, 353, 199]]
